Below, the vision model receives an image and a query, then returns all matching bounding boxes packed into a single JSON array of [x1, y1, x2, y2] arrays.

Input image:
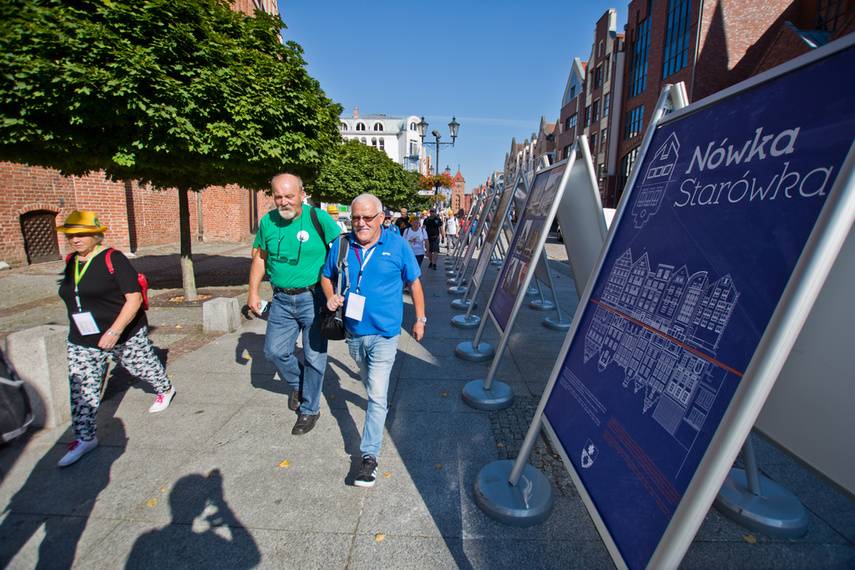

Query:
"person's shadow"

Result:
[[125, 469, 260, 569], [0, 420, 127, 569]]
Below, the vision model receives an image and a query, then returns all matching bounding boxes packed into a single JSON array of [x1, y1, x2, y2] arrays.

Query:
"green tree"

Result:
[[309, 139, 425, 211], [0, 0, 342, 300]]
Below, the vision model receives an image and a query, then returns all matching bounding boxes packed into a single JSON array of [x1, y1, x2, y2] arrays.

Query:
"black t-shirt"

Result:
[[58, 248, 146, 348], [394, 217, 409, 234], [424, 217, 443, 238]]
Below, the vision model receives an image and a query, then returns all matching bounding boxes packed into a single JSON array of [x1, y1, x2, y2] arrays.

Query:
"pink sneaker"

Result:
[[58, 437, 98, 467], [149, 388, 176, 413]]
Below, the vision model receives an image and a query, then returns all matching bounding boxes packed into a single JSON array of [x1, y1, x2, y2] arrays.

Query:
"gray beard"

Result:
[[278, 208, 298, 221]]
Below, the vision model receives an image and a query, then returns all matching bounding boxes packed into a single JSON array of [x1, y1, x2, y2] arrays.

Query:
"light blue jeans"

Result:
[[346, 332, 399, 459], [264, 288, 328, 415]]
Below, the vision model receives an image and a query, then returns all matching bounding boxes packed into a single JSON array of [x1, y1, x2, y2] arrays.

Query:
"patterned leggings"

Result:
[[67, 326, 171, 440]]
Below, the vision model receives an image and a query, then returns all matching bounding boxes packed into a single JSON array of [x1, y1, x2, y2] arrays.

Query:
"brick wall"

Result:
[[0, 161, 264, 268]]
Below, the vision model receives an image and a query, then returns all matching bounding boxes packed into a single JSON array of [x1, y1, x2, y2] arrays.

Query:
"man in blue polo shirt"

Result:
[[320, 193, 426, 487]]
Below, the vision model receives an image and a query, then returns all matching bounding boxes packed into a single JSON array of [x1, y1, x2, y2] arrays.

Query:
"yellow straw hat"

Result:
[[327, 205, 340, 214], [56, 211, 108, 234]]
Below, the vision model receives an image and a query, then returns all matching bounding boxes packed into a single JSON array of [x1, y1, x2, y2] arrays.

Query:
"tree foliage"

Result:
[[309, 139, 426, 210], [0, 0, 342, 299], [0, 0, 342, 190]]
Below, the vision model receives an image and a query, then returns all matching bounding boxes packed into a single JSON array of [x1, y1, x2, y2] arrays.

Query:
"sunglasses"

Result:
[[351, 213, 380, 223]]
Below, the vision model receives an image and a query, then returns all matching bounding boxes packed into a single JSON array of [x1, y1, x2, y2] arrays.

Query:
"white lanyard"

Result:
[[353, 243, 378, 293]]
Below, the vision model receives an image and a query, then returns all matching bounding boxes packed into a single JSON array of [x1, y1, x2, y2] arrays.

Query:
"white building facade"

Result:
[[339, 109, 426, 173]]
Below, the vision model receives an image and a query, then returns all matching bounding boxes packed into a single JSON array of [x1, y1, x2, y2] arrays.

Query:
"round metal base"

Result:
[[447, 285, 467, 296], [451, 314, 481, 329], [451, 298, 477, 311], [529, 300, 555, 311], [544, 316, 573, 330], [714, 468, 809, 539], [462, 380, 513, 410], [447, 277, 466, 286], [455, 341, 495, 361], [474, 460, 554, 527], [524, 286, 538, 297], [446, 271, 458, 278]]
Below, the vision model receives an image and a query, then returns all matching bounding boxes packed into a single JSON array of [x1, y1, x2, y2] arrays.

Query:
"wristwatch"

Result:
[[416, 317, 427, 323]]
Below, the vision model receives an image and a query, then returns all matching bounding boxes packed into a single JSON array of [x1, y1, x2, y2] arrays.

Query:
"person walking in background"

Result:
[[327, 205, 348, 234], [444, 210, 459, 251], [248, 173, 341, 436], [394, 207, 410, 235], [403, 213, 428, 267], [423, 208, 445, 269], [56, 211, 175, 467], [382, 210, 400, 235], [320, 194, 426, 487]]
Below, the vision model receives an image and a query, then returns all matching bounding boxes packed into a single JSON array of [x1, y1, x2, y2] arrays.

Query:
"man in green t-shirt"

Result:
[[249, 173, 340, 436]]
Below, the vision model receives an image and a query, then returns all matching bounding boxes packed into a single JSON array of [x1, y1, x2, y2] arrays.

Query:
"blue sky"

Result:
[[280, 1, 626, 189]]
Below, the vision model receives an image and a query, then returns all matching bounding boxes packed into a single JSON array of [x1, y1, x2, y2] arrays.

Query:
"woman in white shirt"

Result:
[[403, 214, 429, 266]]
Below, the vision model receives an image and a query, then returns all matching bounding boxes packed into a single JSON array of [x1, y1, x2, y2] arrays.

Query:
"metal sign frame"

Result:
[[536, 37, 855, 569]]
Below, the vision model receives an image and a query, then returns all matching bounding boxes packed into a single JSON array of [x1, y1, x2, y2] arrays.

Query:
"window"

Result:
[[410, 122, 416, 130], [570, 85, 576, 99], [584, 106, 591, 127], [379, 138, 385, 151], [628, 16, 650, 98], [371, 137, 377, 147], [361, 137, 367, 144], [356, 122, 366, 131], [592, 99, 600, 123], [564, 145, 572, 159], [603, 93, 610, 117], [594, 65, 603, 88], [340, 123, 347, 131], [618, 147, 640, 197], [565, 113, 578, 135], [815, 0, 846, 31], [590, 132, 598, 154], [601, 127, 608, 150], [604, 58, 610, 83], [624, 105, 644, 140], [662, 0, 691, 78], [374, 122, 383, 131]]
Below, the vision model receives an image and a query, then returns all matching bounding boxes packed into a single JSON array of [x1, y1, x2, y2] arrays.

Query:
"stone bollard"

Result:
[[6, 325, 70, 429], [203, 297, 241, 332]]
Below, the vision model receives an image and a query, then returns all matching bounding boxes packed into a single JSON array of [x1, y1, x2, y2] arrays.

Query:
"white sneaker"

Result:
[[58, 437, 98, 467], [149, 388, 176, 413]]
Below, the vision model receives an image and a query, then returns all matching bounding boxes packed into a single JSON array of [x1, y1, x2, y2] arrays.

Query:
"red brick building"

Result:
[[0, 0, 278, 268], [449, 170, 466, 215], [616, 0, 855, 204]]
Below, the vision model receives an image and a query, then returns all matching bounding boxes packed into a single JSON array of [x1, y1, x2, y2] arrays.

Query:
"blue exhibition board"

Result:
[[543, 44, 855, 569], [489, 162, 566, 331]]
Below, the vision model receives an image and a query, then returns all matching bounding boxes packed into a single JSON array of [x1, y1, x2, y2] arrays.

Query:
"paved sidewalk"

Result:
[[0, 239, 853, 568]]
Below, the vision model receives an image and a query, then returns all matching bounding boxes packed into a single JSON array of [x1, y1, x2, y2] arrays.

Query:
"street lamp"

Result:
[[418, 116, 459, 208]]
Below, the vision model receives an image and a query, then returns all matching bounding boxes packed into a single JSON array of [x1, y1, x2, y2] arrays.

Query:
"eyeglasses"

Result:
[[351, 213, 380, 223]]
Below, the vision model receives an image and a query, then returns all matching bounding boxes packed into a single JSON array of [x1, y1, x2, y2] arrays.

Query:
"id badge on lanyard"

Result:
[[72, 247, 102, 336], [346, 244, 376, 322]]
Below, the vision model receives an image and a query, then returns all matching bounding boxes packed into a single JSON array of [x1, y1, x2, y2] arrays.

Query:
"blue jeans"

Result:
[[264, 288, 328, 415], [346, 332, 399, 459]]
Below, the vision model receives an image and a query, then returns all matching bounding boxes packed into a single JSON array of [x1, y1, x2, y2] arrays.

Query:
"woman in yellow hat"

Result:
[[56, 211, 175, 467]]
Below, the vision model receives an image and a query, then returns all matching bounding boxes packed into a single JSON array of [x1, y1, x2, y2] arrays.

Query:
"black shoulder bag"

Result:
[[319, 235, 349, 341]]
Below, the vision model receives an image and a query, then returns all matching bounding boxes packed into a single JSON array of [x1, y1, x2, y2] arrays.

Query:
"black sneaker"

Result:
[[355, 455, 378, 487]]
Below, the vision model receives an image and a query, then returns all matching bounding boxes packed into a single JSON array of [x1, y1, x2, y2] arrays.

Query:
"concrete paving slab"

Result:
[[0, 512, 122, 570], [356, 456, 463, 538], [383, 410, 495, 465], [393, 378, 490, 413]]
